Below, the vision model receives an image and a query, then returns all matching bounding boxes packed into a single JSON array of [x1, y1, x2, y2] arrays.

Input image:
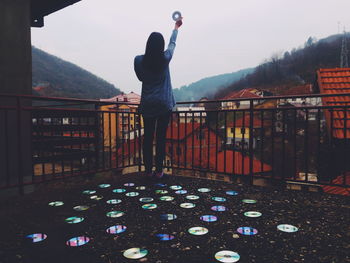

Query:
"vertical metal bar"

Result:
[[184, 111, 187, 169], [60, 117, 64, 176], [224, 110, 227, 174], [249, 100, 254, 183], [207, 110, 210, 172], [116, 111, 120, 169], [16, 98, 24, 194], [4, 110, 10, 186], [86, 116, 91, 172], [304, 109, 309, 182], [192, 111, 194, 171], [316, 109, 321, 182], [293, 109, 297, 181], [171, 113, 174, 170], [215, 111, 219, 173], [233, 110, 236, 175], [260, 110, 264, 173], [241, 110, 245, 175], [138, 112, 142, 172], [177, 111, 180, 168], [128, 112, 131, 167], [282, 109, 286, 180], [94, 104, 100, 172], [69, 117, 74, 176], [121, 112, 124, 167], [199, 111, 203, 170], [78, 116, 82, 175], [109, 112, 112, 169], [101, 113, 105, 169], [51, 116, 56, 177], [342, 106, 347, 186], [133, 112, 137, 166], [271, 109, 275, 179]]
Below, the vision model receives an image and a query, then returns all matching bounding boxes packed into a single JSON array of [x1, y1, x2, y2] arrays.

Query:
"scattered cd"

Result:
[[106, 199, 122, 204], [26, 233, 47, 243], [226, 190, 238, 196], [159, 196, 174, 201], [170, 185, 182, 190], [142, 203, 157, 210], [160, 214, 177, 221], [124, 183, 135, 187], [277, 224, 299, 233], [237, 227, 258, 235], [113, 188, 126, 193], [197, 188, 211, 193], [106, 211, 124, 218], [155, 183, 167, 187], [155, 190, 168, 194], [66, 236, 90, 247], [90, 195, 103, 200], [212, 197, 226, 202], [188, 227, 208, 235], [139, 197, 154, 203], [48, 201, 64, 207], [200, 215, 217, 222], [99, 184, 111, 188], [175, 190, 187, 195], [126, 192, 139, 197], [156, 234, 175, 241], [215, 250, 240, 263], [242, 199, 257, 204], [180, 203, 196, 208], [211, 205, 226, 212], [186, 195, 200, 200], [136, 186, 146, 190], [123, 248, 148, 259], [106, 225, 127, 234], [73, 205, 89, 211], [244, 211, 262, 218], [65, 217, 84, 224], [82, 190, 96, 195]]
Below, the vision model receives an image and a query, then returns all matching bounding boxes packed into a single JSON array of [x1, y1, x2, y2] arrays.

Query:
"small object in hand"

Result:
[[172, 11, 182, 21]]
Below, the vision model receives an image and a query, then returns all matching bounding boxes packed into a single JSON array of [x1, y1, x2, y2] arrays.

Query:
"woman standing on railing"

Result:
[[134, 17, 183, 179]]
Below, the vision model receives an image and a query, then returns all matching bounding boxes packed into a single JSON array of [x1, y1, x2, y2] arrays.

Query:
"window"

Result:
[[230, 128, 234, 133]]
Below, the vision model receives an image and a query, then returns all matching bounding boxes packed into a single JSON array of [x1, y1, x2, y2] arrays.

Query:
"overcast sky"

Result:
[[32, 0, 350, 95]]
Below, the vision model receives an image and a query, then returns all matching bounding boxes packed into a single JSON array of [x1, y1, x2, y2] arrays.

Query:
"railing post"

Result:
[[16, 97, 24, 194], [94, 103, 100, 171], [249, 100, 254, 185]]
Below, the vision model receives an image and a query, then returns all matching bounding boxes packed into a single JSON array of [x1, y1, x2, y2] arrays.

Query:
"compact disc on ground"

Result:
[[170, 185, 182, 190], [73, 205, 89, 211], [90, 195, 103, 200], [99, 184, 111, 188], [48, 201, 64, 207], [186, 195, 200, 200], [106, 199, 122, 204], [106, 225, 127, 234], [175, 190, 187, 194], [226, 190, 238, 196], [82, 190, 96, 195], [244, 211, 262, 218], [160, 196, 174, 201], [65, 217, 84, 224], [123, 248, 148, 259], [198, 188, 211, 193], [139, 197, 154, 203], [160, 214, 177, 221], [180, 203, 196, 208], [106, 211, 124, 218], [142, 203, 157, 210], [155, 183, 167, 187], [155, 190, 168, 194], [215, 250, 240, 263], [242, 199, 257, 204], [211, 205, 226, 212], [277, 224, 299, 233], [156, 234, 175, 241], [126, 192, 139, 197], [237, 227, 258, 235], [136, 186, 146, 190], [200, 215, 217, 222], [66, 236, 90, 247], [188, 227, 208, 235], [124, 183, 135, 187], [212, 197, 226, 202], [113, 188, 126, 193], [26, 233, 47, 243]]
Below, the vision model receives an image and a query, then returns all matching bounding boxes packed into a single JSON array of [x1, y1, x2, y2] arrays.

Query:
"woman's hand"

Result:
[[175, 18, 183, 30]]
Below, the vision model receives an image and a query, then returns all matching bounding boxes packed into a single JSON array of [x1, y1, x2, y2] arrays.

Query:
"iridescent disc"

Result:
[[106, 199, 122, 204], [26, 233, 47, 243], [155, 183, 167, 187], [99, 184, 111, 188], [155, 190, 168, 194], [82, 190, 96, 195], [242, 199, 257, 204], [126, 192, 139, 197], [200, 215, 217, 222], [65, 217, 84, 224], [198, 188, 211, 193], [186, 195, 200, 200], [215, 250, 240, 263], [48, 201, 64, 207], [175, 190, 187, 195], [136, 186, 146, 190], [160, 196, 174, 201], [160, 214, 177, 221], [212, 197, 226, 202], [142, 203, 157, 210], [73, 205, 89, 211], [113, 188, 126, 193], [237, 227, 258, 235], [156, 234, 175, 241], [211, 205, 226, 212], [124, 183, 135, 187], [66, 236, 90, 247], [106, 211, 124, 218], [244, 211, 262, 218], [139, 197, 154, 203], [123, 248, 148, 259], [106, 225, 127, 234], [188, 227, 208, 235], [226, 190, 238, 196], [170, 185, 182, 190], [90, 195, 103, 200], [277, 224, 299, 233], [180, 203, 196, 208]]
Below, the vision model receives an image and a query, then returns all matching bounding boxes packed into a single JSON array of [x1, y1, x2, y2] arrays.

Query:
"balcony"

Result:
[[0, 93, 349, 263]]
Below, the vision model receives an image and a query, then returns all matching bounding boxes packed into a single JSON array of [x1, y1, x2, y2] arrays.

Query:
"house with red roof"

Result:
[[221, 88, 264, 110]]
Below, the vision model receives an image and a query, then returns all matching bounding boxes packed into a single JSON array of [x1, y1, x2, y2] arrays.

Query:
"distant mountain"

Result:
[[173, 68, 254, 101], [32, 46, 121, 99]]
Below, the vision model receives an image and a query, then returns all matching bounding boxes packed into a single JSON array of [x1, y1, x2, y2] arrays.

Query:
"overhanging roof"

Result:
[[31, 0, 81, 27]]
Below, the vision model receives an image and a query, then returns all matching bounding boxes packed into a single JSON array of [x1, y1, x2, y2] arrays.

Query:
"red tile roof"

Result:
[[227, 115, 263, 128], [321, 172, 350, 196], [166, 122, 201, 140], [317, 68, 350, 139], [281, 84, 313, 96], [222, 89, 262, 100]]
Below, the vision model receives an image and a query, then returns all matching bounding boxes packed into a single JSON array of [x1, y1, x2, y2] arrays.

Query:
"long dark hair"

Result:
[[142, 32, 166, 73]]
